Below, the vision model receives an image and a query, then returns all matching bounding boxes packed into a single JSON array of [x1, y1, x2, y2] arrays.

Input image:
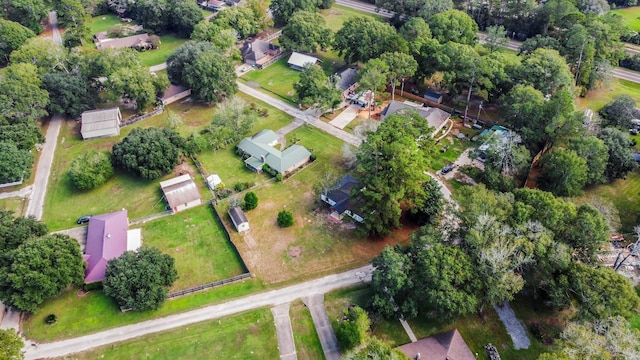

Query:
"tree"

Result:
[[9, 37, 67, 75], [435, 42, 480, 95], [244, 192, 258, 210], [0, 142, 33, 184], [182, 49, 237, 103], [408, 177, 443, 225], [413, 242, 479, 319], [0, 234, 84, 313], [375, 0, 452, 22], [68, 150, 115, 190], [63, 23, 91, 48], [343, 337, 407, 360], [598, 127, 637, 180], [357, 58, 389, 99], [165, 111, 183, 129], [42, 72, 96, 117], [0, 210, 48, 266], [599, 95, 637, 129], [277, 210, 294, 227], [294, 64, 342, 111], [0, 123, 44, 151], [108, 67, 168, 111], [538, 149, 588, 197], [170, 0, 204, 37], [398, 17, 431, 46], [563, 205, 609, 265], [519, 35, 562, 55], [103, 247, 177, 311], [333, 16, 408, 64], [354, 112, 434, 237], [336, 306, 370, 351], [371, 246, 415, 319], [201, 96, 257, 150], [279, 11, 331, 53], [0, 328, 24, 360], [111, 127, 184, 180], [212, 4, 263, 39], [429, 10, 478, 46], [485, 25, 509, 53], [0, 63, 49, 125], [514, 48, 574, 95], [3, 0, 48, 33], [167, 41, 215, 84], [379, 52, 417, 101], [568, 136, 609, 185], [269, 0, 319, 26], [318, 0, 334, 8], [133, 0, 169, 34], [56, 0, 89, 27], [569, 264, 640, 320], [0, 19, 35, 65], [191, 22, 238, 57]]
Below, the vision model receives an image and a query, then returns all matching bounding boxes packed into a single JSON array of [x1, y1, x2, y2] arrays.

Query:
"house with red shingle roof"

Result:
[[398, 329, 475, 360]]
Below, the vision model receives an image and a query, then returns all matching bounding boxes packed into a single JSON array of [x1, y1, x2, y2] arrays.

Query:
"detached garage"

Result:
[[160, 174, 202, 213]]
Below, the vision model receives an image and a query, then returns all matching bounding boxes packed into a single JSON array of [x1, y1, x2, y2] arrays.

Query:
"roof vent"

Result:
[[106, 233, 111, 238]]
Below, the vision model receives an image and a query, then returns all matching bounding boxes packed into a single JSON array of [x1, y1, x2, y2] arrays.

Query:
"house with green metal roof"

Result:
[[236, 130, 312, 175]]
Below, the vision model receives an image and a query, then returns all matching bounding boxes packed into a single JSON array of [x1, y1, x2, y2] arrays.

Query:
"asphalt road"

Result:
[[337, 0, 640, 84], [25, 265, 373, 359]]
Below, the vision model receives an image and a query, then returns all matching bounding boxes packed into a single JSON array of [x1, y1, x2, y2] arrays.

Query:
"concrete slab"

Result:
[[329, 106, 359, 130], [303, 294, 341, 360], [271, 303, 297, 360], [400, 319, 417, 343]]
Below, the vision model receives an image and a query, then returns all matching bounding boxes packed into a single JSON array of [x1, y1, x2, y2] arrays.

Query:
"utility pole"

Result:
[[463, 69, 476, 122]]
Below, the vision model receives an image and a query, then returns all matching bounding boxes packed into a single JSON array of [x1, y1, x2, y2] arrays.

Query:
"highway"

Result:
[[335, 0, 640, 84]]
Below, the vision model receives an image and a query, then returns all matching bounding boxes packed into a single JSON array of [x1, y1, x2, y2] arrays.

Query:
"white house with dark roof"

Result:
[[381, 100, 450, 138], [80, 107, 122, 140], [287, 52, 321, 70], [160, 174, 201, 213], [236, 130, 312, 175], [228, 206, 249, 232]]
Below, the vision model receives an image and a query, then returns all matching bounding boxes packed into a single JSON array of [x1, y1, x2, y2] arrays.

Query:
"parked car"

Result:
[[76, 215, 93, 224], [440, 164, 454, 175]]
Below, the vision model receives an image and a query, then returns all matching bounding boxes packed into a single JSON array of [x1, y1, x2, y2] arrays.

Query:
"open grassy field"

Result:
[[139, 34, 188, 67], [321, 4, 385, 30], [575, 79, 640, 112], [23, 277, 264, 341], [290, 300, 325, 359], [87, 14, 122, 35], [581, 171, 640, 233], [325, 286, 553, 360], [141, 205, 246, 291], [242, 58, 300, 104], [52, 309, 278, 360], [610, 6, 640, 31]]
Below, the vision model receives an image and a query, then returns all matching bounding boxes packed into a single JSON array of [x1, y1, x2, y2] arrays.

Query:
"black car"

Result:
[[440, 164, 454, 175], [76, 215, 93, 224]]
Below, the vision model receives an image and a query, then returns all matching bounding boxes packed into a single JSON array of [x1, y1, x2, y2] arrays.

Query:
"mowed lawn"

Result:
[[141, 205, 246, 292], [325, 286, 551, 360], [86, 14, 122, 34], [610, 6, 640, 31], [321, 4, 385, 30], [290, 300, 325, 359], [242, 58, 301, 104], [51, 309, 278, 360], [575, 79, 640, 112], [139, 34, 188, 67], [581, 171, 640, 233], [0, 197, 28, 216]]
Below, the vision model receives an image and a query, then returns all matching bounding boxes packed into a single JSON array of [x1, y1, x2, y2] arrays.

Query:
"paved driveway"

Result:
[[271, 303, 297, 360], [303, 294, 341, 360], [329, 106, 359, 129]]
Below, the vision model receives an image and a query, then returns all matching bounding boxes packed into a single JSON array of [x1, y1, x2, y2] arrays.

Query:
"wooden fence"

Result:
[[167, 273, 252, 299], [121, 107, 164, 127]]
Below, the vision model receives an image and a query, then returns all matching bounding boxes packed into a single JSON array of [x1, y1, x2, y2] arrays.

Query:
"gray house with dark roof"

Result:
[[381, 100, 450, 138], [236, 130, 311, 175], [241, 39, 281, 68], [321, 174, 363, 223]]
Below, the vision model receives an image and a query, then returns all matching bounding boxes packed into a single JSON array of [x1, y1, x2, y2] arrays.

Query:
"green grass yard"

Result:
[[575, 79, 640, 112], [242, 58, 301, 104], [0, 197, 28, 216], [141, 205, 246, 292], [51, 309, 278, 360], [290, 300, 325, 359], [87, 14, 122, 35], [580, 171, 640, 233], [321, 4, 385, 30], [139, 34, 188, 67], [610, 6, 640, 31]]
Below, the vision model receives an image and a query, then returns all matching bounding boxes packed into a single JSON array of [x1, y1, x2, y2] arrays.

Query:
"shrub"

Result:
[[310, 153, 317, 161], [234, 182, 248, 192], [336, 306, 370, 351], [277, 210, 294, 227], [276, 173, 283, 181], [82, 282, 103, 292], [216, 188, 233, 199], [44, 314, 57, 324], [244, 192, 258, 210], [68, 150, 114, 190]]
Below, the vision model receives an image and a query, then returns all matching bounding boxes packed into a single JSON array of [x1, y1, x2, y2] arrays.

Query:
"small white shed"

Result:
[[228, 207, 249, 232], [206, 174, 222, 190]]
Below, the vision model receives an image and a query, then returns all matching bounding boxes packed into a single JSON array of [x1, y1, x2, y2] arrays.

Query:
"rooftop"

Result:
[[237, 130, 311, 174], [287, 52, 321, 68], [160, 174, 201, 210], [381, 101, 450, 133], [84, 210, 129, 283], [398, 330, 475, 360]]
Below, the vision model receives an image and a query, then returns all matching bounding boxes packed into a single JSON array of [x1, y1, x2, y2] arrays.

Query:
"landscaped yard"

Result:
[[141, 205, 247, 291], [139, 34, 188, 67], [50, 309, 279, 360], [324, 286, 553, 360], [242, 58, 301, 104], [610, 6, 640, 31], [290, 300, 325, 359]]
